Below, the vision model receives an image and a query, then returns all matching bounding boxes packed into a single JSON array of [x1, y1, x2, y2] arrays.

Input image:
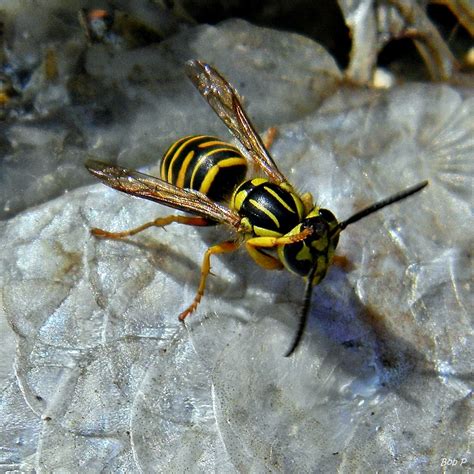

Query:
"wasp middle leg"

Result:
[[179, 240, 239, 320]]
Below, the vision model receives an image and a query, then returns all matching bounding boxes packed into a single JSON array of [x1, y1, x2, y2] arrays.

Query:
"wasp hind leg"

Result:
[[179, 240, 239, 320], [263, 126, 278, 149], [90, 215, 211, 239]]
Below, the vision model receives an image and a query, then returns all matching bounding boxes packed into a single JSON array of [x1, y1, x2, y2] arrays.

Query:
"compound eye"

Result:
[[303, 216, 328, 239], [319, 208, 337, 223]]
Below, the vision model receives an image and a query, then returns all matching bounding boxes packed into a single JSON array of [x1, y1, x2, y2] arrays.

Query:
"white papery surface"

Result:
[[0, 11, 472, 474]]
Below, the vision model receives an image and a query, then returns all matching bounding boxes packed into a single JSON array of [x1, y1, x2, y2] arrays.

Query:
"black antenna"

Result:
[[285, 263, 318, 357], [285, 180, 428, 357], [336, 180, 429, 233]]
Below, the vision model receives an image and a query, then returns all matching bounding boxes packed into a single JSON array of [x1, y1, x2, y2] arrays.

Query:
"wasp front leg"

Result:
[[244, 228, 312, 269], [179, 240, 239, 320], [246, 228, 312, 249], [91, 215, 211, 239]]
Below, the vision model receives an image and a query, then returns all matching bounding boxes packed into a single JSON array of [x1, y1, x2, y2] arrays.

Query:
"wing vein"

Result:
[[85, 159, 241, 228]]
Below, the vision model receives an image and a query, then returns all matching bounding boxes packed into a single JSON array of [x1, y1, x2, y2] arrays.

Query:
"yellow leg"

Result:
[[245, 241, 283, 270], [244, 228, 312, 270], [179, 240, 239, 320], [246, 228, 312, 249], [91, 215, 210, 239]]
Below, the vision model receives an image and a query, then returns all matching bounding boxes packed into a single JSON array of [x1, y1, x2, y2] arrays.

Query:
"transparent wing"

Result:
[[185, 59, 289, 185], [85, 159, 241, 228]]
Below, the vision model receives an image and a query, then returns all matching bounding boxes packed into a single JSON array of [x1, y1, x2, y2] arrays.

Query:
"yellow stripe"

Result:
[[296, 244, 312, 262], [263, 185, 295, 213], [189, 154, 208, 189], [312, 255, 328, 284], [167, 136, 205, 183], [251, 178, 268, 186], [249, 198, 280, 228], [176, 150, 195, 188], [199, 166, 219, 194], [161, 136, 194, 179], [161, 140, 179, 180], [292, 193, 305, 219], [198, 157, 247, 194], [216, 157, 247, 168], [233, 188, 247, 211], [204, 147, 241, 157], [253, 225, 282, 237], [198, 139, 237, 149], [190, 147, 244, 187], [312, 236, 328, 252]]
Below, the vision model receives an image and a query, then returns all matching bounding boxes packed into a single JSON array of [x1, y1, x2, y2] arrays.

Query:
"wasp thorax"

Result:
[[231, 178, 305, 237]]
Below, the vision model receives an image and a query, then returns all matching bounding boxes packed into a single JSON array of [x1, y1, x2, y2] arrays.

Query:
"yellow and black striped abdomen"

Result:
[[160, 135, 247, 201]]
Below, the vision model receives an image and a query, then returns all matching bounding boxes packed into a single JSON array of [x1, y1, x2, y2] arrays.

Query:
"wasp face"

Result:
[[278, 207, 339, 285]]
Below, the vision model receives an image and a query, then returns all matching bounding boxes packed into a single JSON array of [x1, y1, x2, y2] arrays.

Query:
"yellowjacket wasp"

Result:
[[86, 60, 428, 356]]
